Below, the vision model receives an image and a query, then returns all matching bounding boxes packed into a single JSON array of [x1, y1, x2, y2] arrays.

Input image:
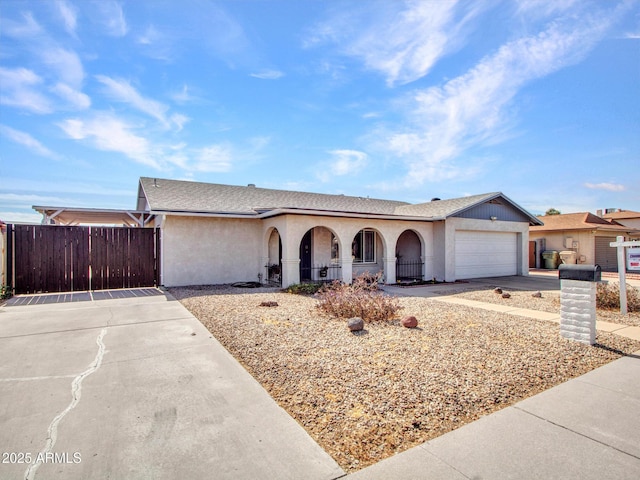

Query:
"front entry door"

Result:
[[300, 230, 312, 281]]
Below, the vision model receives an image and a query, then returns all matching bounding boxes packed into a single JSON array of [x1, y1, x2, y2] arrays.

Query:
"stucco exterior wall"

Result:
[[162, 215, 263, 287]]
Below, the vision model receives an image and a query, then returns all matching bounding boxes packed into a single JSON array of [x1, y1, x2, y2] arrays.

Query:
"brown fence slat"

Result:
[[11, 225, 159, 294]]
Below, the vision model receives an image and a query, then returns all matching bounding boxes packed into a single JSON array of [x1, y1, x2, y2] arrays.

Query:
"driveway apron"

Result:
[[0, 291, 343, 480]]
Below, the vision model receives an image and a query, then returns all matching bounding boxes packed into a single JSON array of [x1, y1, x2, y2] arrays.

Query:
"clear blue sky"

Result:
[[1, 0, 639, 223]]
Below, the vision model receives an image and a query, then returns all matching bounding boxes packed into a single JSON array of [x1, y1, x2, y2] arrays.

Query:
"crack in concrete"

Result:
[[24, 328, 107, 480]]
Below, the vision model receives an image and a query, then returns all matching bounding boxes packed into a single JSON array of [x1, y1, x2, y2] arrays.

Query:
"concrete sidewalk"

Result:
[[0, 291, 343, 480]]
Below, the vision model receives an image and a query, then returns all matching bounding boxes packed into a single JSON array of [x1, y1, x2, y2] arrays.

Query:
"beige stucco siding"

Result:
[[162, 215, 262, 287]]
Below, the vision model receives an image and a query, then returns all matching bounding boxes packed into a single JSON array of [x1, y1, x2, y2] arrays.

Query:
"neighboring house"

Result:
[[600, 209, 640, 230], [126, 177, 541, 287], [529, 212, 640, 272]]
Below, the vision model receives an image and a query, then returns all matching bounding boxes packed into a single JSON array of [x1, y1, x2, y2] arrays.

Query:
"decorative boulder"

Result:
[[347, 317, 364, 331], [494, 287, 503, 294], [401, 315, 418, 328], [501, 292, 511, 299], [532, 291, 542, 298]]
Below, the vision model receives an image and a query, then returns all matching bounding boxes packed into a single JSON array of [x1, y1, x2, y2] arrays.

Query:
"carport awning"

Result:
[[33, 206, 156, 227]]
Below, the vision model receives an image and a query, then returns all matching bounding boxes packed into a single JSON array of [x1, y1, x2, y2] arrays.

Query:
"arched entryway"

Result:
[[299, 226, 342, 282], [395, 230, 423, 281], [265, 228, 282, 285]]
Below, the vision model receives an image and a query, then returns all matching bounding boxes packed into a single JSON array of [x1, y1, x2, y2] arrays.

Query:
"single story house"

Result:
[[529, 212, 640, 272], [121, 177, 539, 287]]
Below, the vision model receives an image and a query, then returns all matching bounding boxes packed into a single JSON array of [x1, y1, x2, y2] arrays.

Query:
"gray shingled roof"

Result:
[[394, 192, 499, 218], [139, 177, 408, 215], [138, 177, 540, 224]]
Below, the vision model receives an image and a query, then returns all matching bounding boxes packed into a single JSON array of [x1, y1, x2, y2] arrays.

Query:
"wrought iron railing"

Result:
[[300, 264, 342, 283], [396, 260, 423, 280]]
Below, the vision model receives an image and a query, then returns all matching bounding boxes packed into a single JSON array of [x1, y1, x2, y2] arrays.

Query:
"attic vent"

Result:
[[153, 178, 159, 187], [431, 197, 440, 202], [248, 183, 256, 188], [489, 199, 502, 205]]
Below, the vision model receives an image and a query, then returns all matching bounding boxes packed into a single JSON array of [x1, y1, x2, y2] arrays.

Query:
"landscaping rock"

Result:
[[259, 301, 279, 307], [347, 317, 364, 331], [501, 292, 511, 299], [532, 291, 542, 298], [494, 287, 503, 294], [401, 315, 418, 328]]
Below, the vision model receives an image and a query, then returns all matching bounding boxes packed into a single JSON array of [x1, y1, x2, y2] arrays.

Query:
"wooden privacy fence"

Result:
[[6, 225, 160, 294]]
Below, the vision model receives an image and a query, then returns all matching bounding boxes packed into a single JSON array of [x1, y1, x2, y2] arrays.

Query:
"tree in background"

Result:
[[545, 208, 561, 215]]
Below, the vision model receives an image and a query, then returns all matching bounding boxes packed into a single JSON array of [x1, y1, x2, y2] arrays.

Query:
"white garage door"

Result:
[[455, 231, 518, 279]]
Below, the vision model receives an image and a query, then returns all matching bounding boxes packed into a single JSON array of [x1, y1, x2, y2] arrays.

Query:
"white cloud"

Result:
[[0, 211, 43, 224], [194, 145, 234, 172], [317, 149, 368, 182], [95, 75, 180, 129], [306, 1, 484, 86], [0, 67, 52, 114], [0, 193, 70, 205], [250, 70, 284, 80], [2, 12, 43, 38], [51, 83, 91, 110], [40, 47, 85, 88], [56, 0, 78, 36], [584, 182, 625, 192], [515, 0, 579, 18], [97, 0, 128, 37], [58, 113, 160, 168], [379, 5, 624, 185], [0, 125, 57, 158]]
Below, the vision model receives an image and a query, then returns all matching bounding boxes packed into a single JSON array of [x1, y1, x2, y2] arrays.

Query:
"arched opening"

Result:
[[299, 226, 342, 283], [351, 228, 385, 279], [395, 230, 423, 281], [266, 228, 282, 286]]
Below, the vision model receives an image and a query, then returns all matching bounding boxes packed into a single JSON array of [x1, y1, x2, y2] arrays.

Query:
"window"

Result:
[[331, 233, 340, 263], [352, 229, 376, 263]]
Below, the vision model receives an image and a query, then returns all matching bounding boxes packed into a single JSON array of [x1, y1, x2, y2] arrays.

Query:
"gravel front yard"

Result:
[[171, 285, 640, 472]]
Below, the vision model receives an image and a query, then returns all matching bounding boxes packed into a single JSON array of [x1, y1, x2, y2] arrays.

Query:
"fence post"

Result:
[[6, 224, 13, 293]]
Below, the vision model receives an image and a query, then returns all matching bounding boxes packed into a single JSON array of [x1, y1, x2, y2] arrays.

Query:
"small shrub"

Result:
[[596, 282, 640, 312], [0, 285, 12, 300], [316, 273, 402, 322], [285, 283, 323, 295]]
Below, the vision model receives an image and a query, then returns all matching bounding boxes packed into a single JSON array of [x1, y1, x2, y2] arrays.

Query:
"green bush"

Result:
[[316, 272, 402, 322], [0, 285, 12, 300], [596, 282, 640, 312], [285, 283, 324, 295]]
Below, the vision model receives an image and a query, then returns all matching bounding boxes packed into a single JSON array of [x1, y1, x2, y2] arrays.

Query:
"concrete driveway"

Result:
[[0, 290, 343, 480]]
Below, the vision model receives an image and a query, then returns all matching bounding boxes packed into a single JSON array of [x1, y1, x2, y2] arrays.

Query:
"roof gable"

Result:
[[394, 192, 542, 225]]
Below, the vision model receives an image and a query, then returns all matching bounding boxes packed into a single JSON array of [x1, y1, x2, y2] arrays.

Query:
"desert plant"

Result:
[[596, 282, 640, 312], [285, 283, 324, 295], [316, 272, 402, 322]]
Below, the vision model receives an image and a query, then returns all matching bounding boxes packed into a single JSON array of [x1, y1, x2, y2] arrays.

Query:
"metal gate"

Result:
[[6, 225, 161, 294]]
